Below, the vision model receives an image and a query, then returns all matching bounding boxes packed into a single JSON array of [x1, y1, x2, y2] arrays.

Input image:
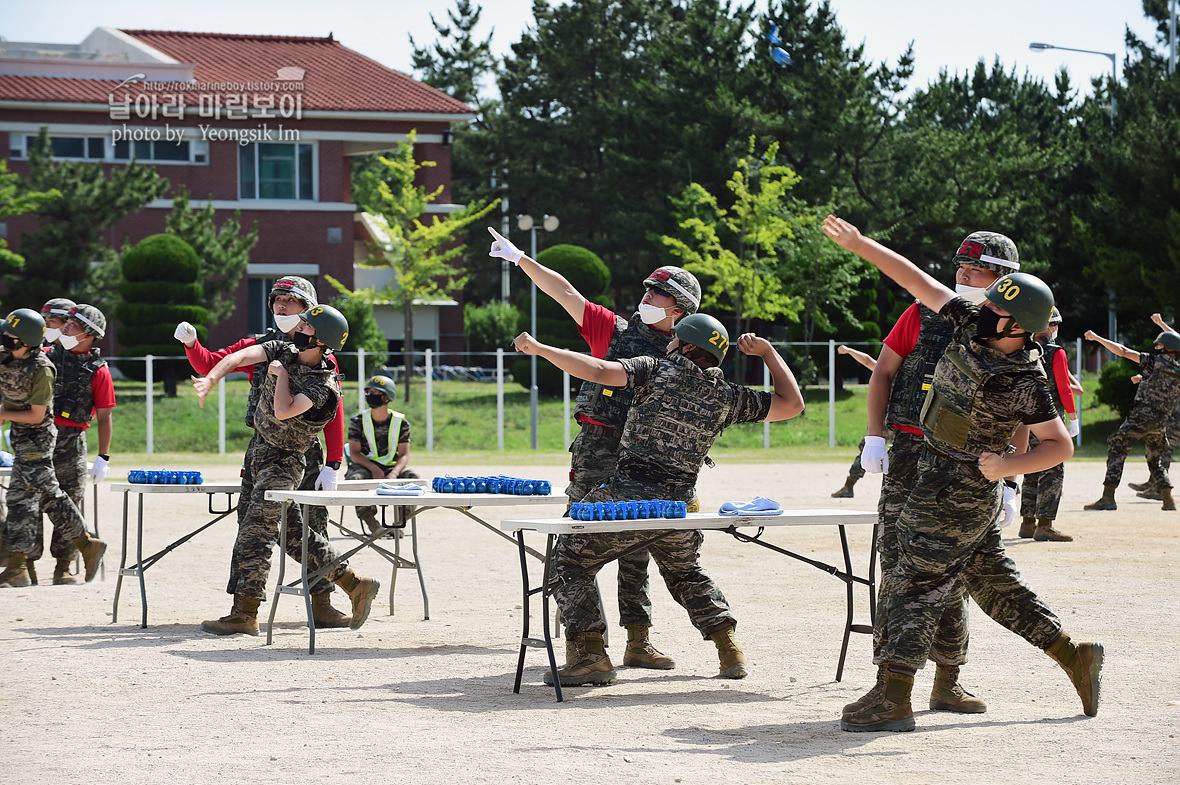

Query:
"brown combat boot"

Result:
[[545, 631, 617, 686], [1045, 631, 1104, 717], [1034, 519, 1074, 542], [831, 476, 858, 498], [1018, 516, 1037, 538], [1127, 480, 1154, 492], [929, 664, 987, 713], [843, 665, 886, 715], [709, 625, 748, 679], [53, 558, 78, 586], [335, 570, 380, 630], [1161, 487, 1176, 511], [622, 624, 676, 669], [0, 552, 31, 588], [841, 667, 916, 732], [26, 558, 38, 585], [200, 594, 261, 636], [73, 535, 107, 582], [1084, 485, 1117, 511], [311, 592, 352, 628]]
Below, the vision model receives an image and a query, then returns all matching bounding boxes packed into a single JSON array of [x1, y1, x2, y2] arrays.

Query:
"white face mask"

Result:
[[57, 333, 80, 350], [274, 313, 302, 333], [955, 284, 989, 305], [638, 303, 670, 325], [44, 327, 61, 344]]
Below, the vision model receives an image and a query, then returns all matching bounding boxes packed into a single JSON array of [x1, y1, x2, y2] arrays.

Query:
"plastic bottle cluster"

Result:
[[431, 475, 553, 495], [568, 500, 688, 521], [128, 470, 204, 485]]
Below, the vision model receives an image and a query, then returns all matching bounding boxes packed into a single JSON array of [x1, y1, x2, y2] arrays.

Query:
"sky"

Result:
[[0, 0, 1168, 99]]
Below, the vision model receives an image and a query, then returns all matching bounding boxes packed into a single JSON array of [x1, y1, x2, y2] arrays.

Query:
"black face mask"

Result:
[[292, 332, 316, 350], [365, 393, 387, 408], [975, 306, 1003, 340], [0, 334, 19, 350]]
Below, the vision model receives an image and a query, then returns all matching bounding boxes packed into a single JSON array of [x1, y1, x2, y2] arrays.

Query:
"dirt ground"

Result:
[[2, 456, 1178, 785]]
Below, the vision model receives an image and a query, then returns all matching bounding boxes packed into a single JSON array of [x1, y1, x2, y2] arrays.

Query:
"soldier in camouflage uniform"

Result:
[[489, 227, 703, 670], [346, 372, 419, 531], [0, 309, 107, 589], [192, 305, 379, 636], [29, 304, 117, 585], [177, 276, 353, 627], [824, 215, 1104, 733], [1083, 326, 1180, 512], [1127, 313, 1180, 499], [850, 232, 1018, 717], [513, 313, 805, 687], [1019, 308, 1082, 541]]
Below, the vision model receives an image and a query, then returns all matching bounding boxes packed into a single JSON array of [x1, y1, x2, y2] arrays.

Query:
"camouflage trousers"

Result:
[[1020, 433, 1065, 521], [345, 462, 419, 521], [231, 440, 349, 601], [1103, 405, 1172, 489], [566, 424, 657, 627], [28, 425, 88, 561], [549, 479, 734, 639], [4, 425, 87, 556], [225, 433, 337, 596], [875, 430, 969, 666], [846, 437, 867, 480], [878, 449, 1063, 670]]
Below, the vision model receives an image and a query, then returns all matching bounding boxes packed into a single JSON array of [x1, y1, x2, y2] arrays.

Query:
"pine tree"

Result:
[[166, 189, 259, 324]]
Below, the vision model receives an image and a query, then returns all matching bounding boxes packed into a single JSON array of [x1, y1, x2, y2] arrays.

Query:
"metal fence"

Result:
[[120, 338, 1092, 454]]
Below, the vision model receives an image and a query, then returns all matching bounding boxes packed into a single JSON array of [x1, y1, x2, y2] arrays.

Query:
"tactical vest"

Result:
[[0, 348, 55, 429], [920, 332, 1044, 463], [253, 346, 340, 453], [244, 327, 285, 427], [48, 344, 106, 426], [616, 353, 735, 488], [574, 312, 670, 430], [361, 409, 405, 466], [886, 303, 955, 430], [1038, 340, 1067, 419], [1134, 351, 1180, 417]]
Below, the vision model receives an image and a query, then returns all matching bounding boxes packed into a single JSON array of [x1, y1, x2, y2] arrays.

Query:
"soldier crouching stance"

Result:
[[824, 215, 1103, 732], [192, 305, 379, 636], [513, 314, 805, 687]]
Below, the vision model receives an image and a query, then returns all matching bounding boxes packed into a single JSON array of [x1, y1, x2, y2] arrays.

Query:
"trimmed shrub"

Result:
[[1094, 359, 1139, 421]]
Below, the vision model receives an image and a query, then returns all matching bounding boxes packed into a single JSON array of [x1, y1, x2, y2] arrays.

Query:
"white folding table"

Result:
[[501, 509, 879, 702], [108, 481, 239, 628], [263, 489, 568, 653]]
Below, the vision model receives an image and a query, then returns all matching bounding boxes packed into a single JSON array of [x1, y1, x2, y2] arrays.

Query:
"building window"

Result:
[[239, 142, 316, 200], [12, 133, 207, 165], [113, 139, 191, 162]]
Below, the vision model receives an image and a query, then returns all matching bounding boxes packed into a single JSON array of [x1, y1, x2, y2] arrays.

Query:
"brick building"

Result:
[[0, 26, 474, 358]]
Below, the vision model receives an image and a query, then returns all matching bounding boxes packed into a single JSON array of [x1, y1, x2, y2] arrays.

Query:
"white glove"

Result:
[[999, 483, 1018, 528], [174, 321, 197, 345], [315, 465, 339, 491], [90, 455, 109, 483], [487, 226, 523, 264], [1068, 418, 1080, 438], [861, 435, 889, 473]]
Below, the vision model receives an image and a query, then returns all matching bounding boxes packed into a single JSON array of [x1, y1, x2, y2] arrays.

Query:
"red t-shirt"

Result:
[[54, 359, 116, 431], [882, 303, 923, 435], [575, 302, 672, 427], [1050, 345, 1077, 416]]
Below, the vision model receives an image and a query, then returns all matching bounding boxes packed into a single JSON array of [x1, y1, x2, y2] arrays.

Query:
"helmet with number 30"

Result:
[[983, 272, 1055, 334]]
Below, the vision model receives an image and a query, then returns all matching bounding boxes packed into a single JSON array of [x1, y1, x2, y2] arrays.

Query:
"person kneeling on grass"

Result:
[[513, 313, 805, 687]]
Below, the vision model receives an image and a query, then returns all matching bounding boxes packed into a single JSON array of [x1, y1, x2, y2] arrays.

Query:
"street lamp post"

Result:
[[516, 213, 560, 449], [1028, 42, 1117, 117]]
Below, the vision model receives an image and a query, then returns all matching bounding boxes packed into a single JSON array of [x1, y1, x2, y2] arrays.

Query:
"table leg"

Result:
[[302, 502, 316, 655], [112, 490, 129, 623], [835, 523, 876, 682], [511, 530, 563, 702], [266, 500, 289, 647], [410, 511, 429, 620], [539, 533, 563, 702], [136, 493, 147, 628]]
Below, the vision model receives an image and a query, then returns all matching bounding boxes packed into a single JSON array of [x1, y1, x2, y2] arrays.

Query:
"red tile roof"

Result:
[[0, 29, 474, 115]]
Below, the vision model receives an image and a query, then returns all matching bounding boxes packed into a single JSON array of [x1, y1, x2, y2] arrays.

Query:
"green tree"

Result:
[[0, 159, 59, 278], [8, 127, 167, 309], [328, 294, 387, 381], [410, 0, 497, 107], [166, 189, 259, 324], [464, 301, 521, 354], [331, 131, 495, 402], [116, 234, 209, 396]]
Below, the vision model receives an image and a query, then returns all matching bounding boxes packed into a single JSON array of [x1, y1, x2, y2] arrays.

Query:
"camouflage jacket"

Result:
[[920, 298, 1057, 464], [614, 352, 772, 492], [887, 302, 954, 430], [0, 348, 56, 433], [574, 311, 670, 430], [244, 326, 286, 427], [253, 341, 340, 453], [47, 344, 105, 426], [1133, 351, 1180, 420]]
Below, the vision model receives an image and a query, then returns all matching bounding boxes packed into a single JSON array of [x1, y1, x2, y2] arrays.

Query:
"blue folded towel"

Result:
[[376, 483, 424, 496], [719, 497, 783, 516]]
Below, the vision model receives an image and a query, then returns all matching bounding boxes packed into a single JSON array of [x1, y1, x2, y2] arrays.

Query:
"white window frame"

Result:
[[237, 141, 318, 201], [9, 132, 208, 166]]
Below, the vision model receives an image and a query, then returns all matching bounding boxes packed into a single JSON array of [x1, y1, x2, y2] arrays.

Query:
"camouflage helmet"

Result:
[[1048, 306, 1062, 326], [673, 313, 730, 363], [299, 304, 349, 351], [40, 298, 77, 322], [1, 308, 46, 347], [364, 374, 396, 399], [953, 231, 1020, 276], [983, 273, 1055, 335], [644, 266, 701, 315], [1154, 331, 1180, 353], [268, 276, 317, 310], [68, 304, 106, 339]]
